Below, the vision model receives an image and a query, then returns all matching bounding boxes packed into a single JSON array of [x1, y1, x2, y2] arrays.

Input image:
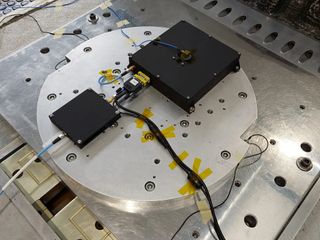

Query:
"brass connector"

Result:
[[134, 71, 150, 86]]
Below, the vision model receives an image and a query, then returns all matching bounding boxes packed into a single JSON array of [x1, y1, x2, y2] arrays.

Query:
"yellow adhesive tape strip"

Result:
[[117, 19, 130, 28], [53, 28, 65, 39], [54, 0, 63, 12], [178, 157, 213, 195], [135, 108, 153, 128], [169, 151, 188, 170], [100, 0, 112, 10], [141, 125, 175, 143], [196, 199, 212, 224]]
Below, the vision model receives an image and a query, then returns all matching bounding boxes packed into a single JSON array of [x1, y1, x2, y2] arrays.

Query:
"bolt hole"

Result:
[[244, 215, 257, 228], [274, 176, 286, 187], [263, 32, 278, 44], [47, 93, 57, 101], [115, 61, 120, 65], [299, 105, 306, 110], [233, 15, 247, 25], [102, 12, 111, 17], [66, 153, 77, 162], [219, 98, 225, 103], [299, 50, 313, 63], [251, 76, 257, 80], [248, 24, 262, 35], [40, 47, 50, 54], [144, 31, 152, 36], [301, 142, 312, 152], [270, 139, 276, 145], [25, 78, 31, 83], [83, 47, 92, 52], [145, 181, 155, 192], [281, 41, 295, 53], [207, 109, 213, 114], [204, 0, 217, 9], [154, 159, 160, 164], [235, 180, 241, 187], [218, 8, 232, 17], [195, 121, 201, 126], [94, 221, 104, 230], [73, 28, 82, 34], [113, 69, 121, 74], [182, 133, 188, 138], [140, 8, 145, 12], [192, 230, 200, 238], [125, 133, 131, 139], [35, 158, 41, 163], [73, 89, 79, 94], [12, 169, 23, 179]]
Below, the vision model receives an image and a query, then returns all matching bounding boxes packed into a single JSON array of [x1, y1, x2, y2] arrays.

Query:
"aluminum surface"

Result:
[[0, 0, 320, 239], [37, 27, 256, 203], [181, 0, 320, 78]]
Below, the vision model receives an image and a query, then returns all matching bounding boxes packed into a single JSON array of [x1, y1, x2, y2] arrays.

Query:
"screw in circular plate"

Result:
[[192, 230, 200, 239], [180, 120, 189, 128], [145, 181, 155, 192], [238, 92, 247, 99], [296, 157, 313, 172], [221, 150, 231, 159], [47, 93, 57, 101], [144, 133, 154, 140], [66, 153, 77, 162], [83, 47, 92, 53]]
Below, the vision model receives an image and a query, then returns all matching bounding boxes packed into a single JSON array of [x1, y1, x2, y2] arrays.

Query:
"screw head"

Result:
[[213, 73, 217, 76], [189, 107, 195, 113], [49, 114, 54, 118], [156, 75, 160, 78], [77, 140, 82, 144]]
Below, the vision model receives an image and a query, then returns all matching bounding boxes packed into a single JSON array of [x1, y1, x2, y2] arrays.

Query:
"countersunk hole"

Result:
[[102, 12, 111, 17], [180, 120, 189, 127], [40, 47, 50, 54], [94, 221, 104, 230], [125, 133, 131, 138], [192, 230, 200, 238], [73, 28, 82, 34], [219, 98, 225, 103], [281, 41, 295, 53], [299, 105, 306, 110], [25, 78, 31, 83], [244, 215, 257, 228], [207, 109, 213, 114], [73, 89, 79, 94], [47, 93, 57, 101], [301, 142, 312, 152], [218, 8, 232, 17], [144, 31, 152, 36], [270, 139, 276, 145], [248, 24, 262, 34], [83, 47, 92, 52], [235, 180, 241, 187], [113, 69, 121, 74], [274, 176, 286, 187], [204, 1, 217, 10], [99, 93, 106, 99], [238, 92, 247, 99], [297, 157, 313, 171], [12, 169, 23, 179], [182, 133, 188, 138], [299, 50, 313, 63], [221, 150, 231, 159], [66, 153, 77, 162], [263, 32, 278, 44], [145, 181, 155, 192], [233, 15, 247, 25], [154, 159, 160, 164], [115, 61, 120, 65], [195, 121, 201, 126]]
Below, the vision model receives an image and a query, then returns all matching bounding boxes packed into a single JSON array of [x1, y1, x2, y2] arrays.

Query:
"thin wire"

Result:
[[55, 58, 68, 70], [0, 14, 89, 41], [170, 210, 200, 240], [107, 6, 179, 50], [98, 75, 123, 86], [18, 0, 80, 9]]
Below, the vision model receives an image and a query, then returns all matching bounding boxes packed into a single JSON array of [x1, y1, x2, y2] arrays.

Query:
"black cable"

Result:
[[114, 97, 226, 240], [170, 210, 200, 240], [54, 58, 68, 70], [0, 14, 89, 41]]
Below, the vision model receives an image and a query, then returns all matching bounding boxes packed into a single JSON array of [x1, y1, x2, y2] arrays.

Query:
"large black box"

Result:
[[49, 89, 120, 148], [129, 21, 240, 113]]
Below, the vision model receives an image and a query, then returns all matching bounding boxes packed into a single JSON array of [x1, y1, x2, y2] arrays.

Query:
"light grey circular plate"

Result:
[[37, 27, 257, 203]]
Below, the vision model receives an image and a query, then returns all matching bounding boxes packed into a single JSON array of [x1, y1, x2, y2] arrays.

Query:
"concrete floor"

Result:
[[0, 0, 319, 239]]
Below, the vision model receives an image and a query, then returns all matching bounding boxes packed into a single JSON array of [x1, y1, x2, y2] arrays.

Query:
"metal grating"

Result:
[[182, 0, 320, 77]]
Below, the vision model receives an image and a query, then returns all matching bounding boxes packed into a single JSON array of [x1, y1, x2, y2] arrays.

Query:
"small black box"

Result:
[[49, 89, 120, 148], [129, 21, 240, 113]]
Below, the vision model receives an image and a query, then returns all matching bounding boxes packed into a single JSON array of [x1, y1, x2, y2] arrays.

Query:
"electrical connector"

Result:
[[123, 78, 143, 94], [134, 71, 150, 86]]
